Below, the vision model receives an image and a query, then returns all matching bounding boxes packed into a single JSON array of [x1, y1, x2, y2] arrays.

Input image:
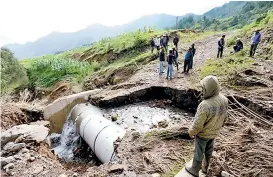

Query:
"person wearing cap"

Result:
[[159, 46, 165, 75], [189, 43, 196, 69], [172, 46, 179, 71], [250, 30, 262, 57], [166, 49, 174, 80], [217, 35, 225, 58], [233, 38, 243, 53], [185, 75, 228, 176], [183, 47, 193, 74]]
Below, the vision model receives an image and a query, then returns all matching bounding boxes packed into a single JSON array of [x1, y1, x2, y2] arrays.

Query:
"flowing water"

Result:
[[48, 100, 194, 162]]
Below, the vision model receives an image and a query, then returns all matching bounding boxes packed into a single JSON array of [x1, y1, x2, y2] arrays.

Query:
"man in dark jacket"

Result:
[[159, 46, 165, 75], [233, 38, 243, 52], [183, 47, 193, 74], [189, 43, 196, 69], [172, 47, 179, 71], [150, 37, 155, 53], [217, 35, 225, 58], [163, 34, 169, 52], [166, 50, 174, 80], [250, 30, 262, 57], [173, 35, 179, 49]]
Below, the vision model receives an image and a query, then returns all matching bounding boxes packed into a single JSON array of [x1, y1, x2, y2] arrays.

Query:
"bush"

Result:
[[1, 47, 28, 94]]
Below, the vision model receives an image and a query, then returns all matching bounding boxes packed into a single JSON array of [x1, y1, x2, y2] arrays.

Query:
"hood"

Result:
[[200, 75, 220, 99]]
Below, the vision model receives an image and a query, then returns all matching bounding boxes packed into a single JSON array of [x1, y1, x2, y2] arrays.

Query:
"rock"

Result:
[[1, 156, 15, 167], [134, 120, 137, 123], [14, 135, 24, 143], [1, 124, 49, 146], [30, 120, 50, 127], [221, 171, 233, 177], [20, 148, 30, 154], [108, 164, 125, 173], [152, 173, 161, 177], [158, 120, 169, 128], [4, 163, 14, 173], [183, 113, 188, 116], [150, 124, 157, 129], [13, 154, 22, 160], [0, 150, 7, 157], [32, 164, 43, 174], [111, 114, 118, 121], [131, 131, 141, 140], [72, 173, 78, 177], [265, 70, 270, 73], [24, 153, 31, 160], [133, 116, 138, 119], [3, 142, 26, 152], [58, 173, 68, 177], [29, 157, 35, 162]]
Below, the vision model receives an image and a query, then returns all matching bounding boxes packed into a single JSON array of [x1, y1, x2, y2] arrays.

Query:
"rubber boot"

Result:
[[202, 156, 211, 174], [185, 159, 202, 177]]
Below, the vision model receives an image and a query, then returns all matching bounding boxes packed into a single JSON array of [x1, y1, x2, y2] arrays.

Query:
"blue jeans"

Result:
[[159, 61, 163, 74], [166, 64, 173, 79]]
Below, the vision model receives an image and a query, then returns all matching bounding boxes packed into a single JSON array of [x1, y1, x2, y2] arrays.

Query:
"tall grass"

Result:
[[28, 56, 98, 87]]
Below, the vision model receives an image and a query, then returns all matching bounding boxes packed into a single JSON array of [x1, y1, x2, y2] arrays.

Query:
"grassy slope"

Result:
[[200, 12, 273, 82]]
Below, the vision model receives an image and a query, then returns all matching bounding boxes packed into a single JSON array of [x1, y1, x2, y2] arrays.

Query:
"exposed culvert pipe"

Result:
[[71, 103, 126, 163]]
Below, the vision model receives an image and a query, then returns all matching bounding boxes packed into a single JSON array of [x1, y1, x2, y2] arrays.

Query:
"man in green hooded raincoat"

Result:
[[186, 75, 228, 176]]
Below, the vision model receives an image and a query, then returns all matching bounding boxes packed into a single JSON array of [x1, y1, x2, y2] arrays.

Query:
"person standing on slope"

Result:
[[217, 35, 225, 58], [172, 47, 179, 71], [166, 50, 174, 80], [150, 37, 155, 53], [183, 47, 193, 74], [189, 43, 196, 69], [159, 46, 165, 75], [250, 30, 261, 57], [173, 35, 179, 49], [155, 36, 161, 52], [163, 34, 169, 53], [185, 75, 228, 176]]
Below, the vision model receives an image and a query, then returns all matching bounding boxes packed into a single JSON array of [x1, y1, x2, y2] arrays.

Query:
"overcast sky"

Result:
[[0, 0, 229, 46]]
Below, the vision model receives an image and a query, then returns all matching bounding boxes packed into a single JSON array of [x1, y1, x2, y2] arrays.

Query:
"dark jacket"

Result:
[[167, 54, 174, 64], [160, 38, 163, 46], [191, 47, 196, 57], [236, 40, 243, 49], [173, 36, 179, 44], [218, 38, 225, 49], [159, 51, 165, 61], [185, 51, 193, 61], [173, 50, 178, 59], [150, 39, 155, 46]]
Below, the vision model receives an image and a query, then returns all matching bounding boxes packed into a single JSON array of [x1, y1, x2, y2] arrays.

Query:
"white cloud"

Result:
[[0, 0, 229, 45]]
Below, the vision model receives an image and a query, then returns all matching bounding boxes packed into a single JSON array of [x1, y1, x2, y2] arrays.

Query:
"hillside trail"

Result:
[[117, 32, 232, 90]]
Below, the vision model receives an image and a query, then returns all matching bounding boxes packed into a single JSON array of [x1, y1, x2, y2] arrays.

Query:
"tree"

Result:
[[0, 47, 28, 93]]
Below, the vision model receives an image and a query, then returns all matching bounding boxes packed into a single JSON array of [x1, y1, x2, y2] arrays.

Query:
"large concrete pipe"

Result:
[[71, 103, 126, 163]]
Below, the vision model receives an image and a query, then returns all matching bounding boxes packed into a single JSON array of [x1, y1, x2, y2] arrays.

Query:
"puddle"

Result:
[[102, 100, 194, 133]]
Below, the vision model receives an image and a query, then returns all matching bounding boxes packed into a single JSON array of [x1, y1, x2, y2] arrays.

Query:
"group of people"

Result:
[[217, 29, 262, 58], [150, 34, 196, 80]]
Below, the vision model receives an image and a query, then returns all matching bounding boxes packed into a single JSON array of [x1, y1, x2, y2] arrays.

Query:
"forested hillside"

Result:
[[178, 1, 273, 30]]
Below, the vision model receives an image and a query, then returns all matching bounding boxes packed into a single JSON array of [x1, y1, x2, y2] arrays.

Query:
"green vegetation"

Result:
[[27, 56, 97, 87], [178, 1, 273, 31], [200, 51, 254, 79], [0, 48, 28, 94]]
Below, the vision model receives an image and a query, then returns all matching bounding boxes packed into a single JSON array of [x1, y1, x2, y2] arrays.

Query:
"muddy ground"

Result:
[[1, 31, 273, 177]]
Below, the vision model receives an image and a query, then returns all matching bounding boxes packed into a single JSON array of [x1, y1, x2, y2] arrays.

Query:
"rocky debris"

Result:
[[221, 171, 233, 177], [3, 163, 14, 173], [14, 135, 24, 143], [158, 120, 169, 128], [28, 156, 35, 162], [1, 124, 49, 146], [72, 173, 78, 177], [19, 148, 30, 154], [269, 75, 273, 81], [108, 164, 125, 174], [152, 173, 161, 177], [3, 142, 26, 153], [150, 124, 157, 129], [31, 164, 44, 175], [1, 156, 15, 167], [111, 114, 119, 121], [58, 174, 68, 177]]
